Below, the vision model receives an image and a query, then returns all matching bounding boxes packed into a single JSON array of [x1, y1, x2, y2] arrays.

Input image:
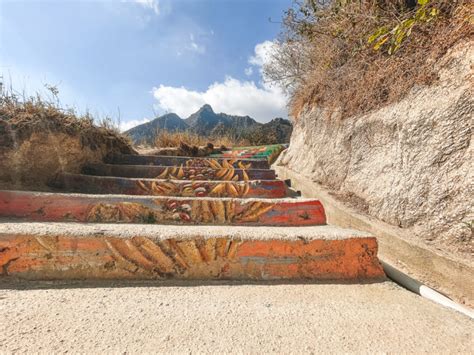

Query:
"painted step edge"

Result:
[[0, 190, 326, 226], [106, 154, 270, 169], [210, 144, 288, 158], [83, 164, 277, 181], [0, 223, 384, 281], [50, 173, 293, 199]]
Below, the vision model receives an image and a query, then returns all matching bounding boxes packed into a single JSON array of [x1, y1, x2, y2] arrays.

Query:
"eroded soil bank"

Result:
[[0, 119, 134, 191], [277, 41, 473, 261]]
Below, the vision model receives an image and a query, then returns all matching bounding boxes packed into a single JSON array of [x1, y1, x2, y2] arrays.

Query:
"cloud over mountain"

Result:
[[152, 40, 287, 123]]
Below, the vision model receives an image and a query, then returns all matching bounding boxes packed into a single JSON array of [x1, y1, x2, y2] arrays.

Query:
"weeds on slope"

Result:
[[265, 0, 473, 119], [0, 85, 132, 151]]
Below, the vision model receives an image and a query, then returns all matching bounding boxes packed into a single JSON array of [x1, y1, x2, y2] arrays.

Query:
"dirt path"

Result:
[[1, 281, 472, 353]]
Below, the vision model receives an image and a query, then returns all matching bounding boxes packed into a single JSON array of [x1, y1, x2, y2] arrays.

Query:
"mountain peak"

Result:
[[125, 106, 292, 145], [198, 104, 214, 113]]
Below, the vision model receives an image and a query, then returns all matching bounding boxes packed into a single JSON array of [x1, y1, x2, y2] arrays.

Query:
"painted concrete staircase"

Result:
[[0, 146, 384, 281]]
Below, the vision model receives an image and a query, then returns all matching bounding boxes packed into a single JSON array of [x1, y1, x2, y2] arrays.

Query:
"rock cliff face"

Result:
[[277, 41, 473, 257]]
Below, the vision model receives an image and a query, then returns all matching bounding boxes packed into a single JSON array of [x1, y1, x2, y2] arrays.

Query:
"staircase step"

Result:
[[83, 164, 276, 180], [51, 173, 292, 198], [0, 222, 384, 281], [106, 154, 270, 169], [0, 191, 326, 226], [211, 144, 288, 159]]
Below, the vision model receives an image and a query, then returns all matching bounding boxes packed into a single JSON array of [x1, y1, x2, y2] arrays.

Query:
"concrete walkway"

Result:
[[1, 281, 472, 353]]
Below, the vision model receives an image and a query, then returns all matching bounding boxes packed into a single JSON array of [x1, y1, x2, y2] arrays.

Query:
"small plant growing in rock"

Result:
[[460, 220, 473, 242]]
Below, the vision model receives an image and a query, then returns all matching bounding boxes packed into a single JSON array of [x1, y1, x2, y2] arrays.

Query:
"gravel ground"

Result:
[[0, 280, 472, 353]]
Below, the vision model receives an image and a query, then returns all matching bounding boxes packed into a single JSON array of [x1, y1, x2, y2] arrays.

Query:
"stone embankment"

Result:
[[277, 42, 473, 261]]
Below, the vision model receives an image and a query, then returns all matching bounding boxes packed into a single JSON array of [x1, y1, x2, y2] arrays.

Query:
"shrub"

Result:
[[153, 131, 250, 148], [0, 87, 132, 151], [265, 0, 473, 118]]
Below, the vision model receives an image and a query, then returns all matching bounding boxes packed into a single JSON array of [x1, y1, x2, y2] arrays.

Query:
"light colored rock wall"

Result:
[[277, 41, 473, 255]]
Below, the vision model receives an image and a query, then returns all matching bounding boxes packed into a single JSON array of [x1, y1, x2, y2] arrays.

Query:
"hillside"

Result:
[[272, 1, 473, 265], [0, 93, 134, 191], [125, 104, 292, 145], [124, 113, 187, 144]]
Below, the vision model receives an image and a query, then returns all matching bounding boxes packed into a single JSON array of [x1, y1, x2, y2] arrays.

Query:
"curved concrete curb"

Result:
[[382, 262, 474, 319], [274, 165, 474, 307]]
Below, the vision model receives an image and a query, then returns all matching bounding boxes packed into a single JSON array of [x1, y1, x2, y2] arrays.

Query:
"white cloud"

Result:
[[120, 117, 150, 132], [187, 33, 206, 54], [151, 40, 287, 122], [132, 0, 160, 15], [153, 76, 286, 122], [248, 40, 277, 69]]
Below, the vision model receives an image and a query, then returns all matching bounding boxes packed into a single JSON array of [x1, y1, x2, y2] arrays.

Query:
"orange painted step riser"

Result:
[[0, 191, 326, 226], [51, 174, 290, 198], [106, 154, 270, 169], [0, 234, 384, 280], [83, 164, 276, 181]]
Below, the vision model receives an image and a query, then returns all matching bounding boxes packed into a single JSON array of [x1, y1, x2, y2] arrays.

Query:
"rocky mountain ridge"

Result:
[[125, 104, 292, 145]]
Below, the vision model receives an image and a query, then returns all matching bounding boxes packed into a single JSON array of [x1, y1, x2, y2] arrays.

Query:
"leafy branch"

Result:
[[368, 0, 439, 54]]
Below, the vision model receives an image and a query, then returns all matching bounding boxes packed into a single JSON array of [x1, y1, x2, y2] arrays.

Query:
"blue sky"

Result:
[[0, 0, 291, 129]]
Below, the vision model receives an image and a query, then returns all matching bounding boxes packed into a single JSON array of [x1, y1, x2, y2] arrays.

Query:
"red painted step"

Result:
[[83, 164, 276, 180], [50, 173, 292, 198], [0, 225, 384, 281], [0, 190, 326, 226]]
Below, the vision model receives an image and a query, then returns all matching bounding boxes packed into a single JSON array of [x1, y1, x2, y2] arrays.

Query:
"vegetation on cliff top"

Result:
[[266, 0, 472, 118], [0, 88, 133, 153]]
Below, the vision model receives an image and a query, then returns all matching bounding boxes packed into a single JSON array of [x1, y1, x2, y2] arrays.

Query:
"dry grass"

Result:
[[0, 91, 133, 152], [266, 0, 473, 119], [154, 131, 250, 148]]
